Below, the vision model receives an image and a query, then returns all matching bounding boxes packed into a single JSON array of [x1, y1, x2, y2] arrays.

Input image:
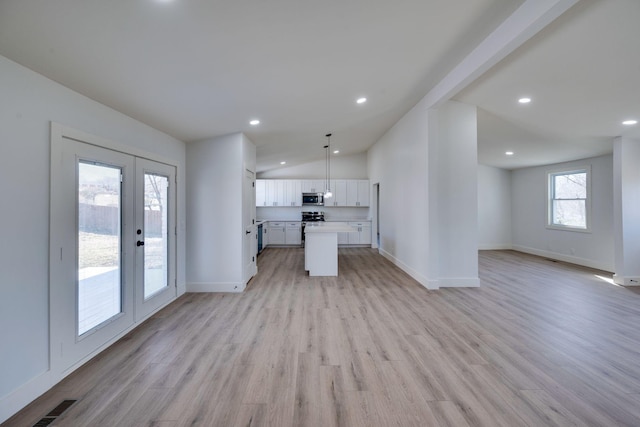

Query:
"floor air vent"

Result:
[[33, 399, 77, 426]]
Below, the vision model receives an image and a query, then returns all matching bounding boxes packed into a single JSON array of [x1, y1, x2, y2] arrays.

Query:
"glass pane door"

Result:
[[77, 161, 123, 335], [143, 173, 169, 299], [50, 132, 135, 374], [135, 158, 176, 320]]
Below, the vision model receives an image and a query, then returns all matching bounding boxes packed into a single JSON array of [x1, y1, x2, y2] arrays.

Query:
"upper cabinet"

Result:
[[301, 179, 326, 193], [256, 179, 368, 207], [283, 180, 302, 207], [327, 179, 347, 206], [346, 179, 369, 207], [256, 179, 300, 207]]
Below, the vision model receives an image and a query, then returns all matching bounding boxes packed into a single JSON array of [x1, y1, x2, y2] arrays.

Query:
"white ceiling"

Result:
[[0, 0, 638, 171]]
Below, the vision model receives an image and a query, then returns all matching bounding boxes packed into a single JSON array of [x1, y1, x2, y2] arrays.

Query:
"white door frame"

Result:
[[49, 123, 178, 378]]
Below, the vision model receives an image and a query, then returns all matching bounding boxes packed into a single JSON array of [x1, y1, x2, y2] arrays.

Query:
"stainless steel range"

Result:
[[301, 211, 324, 247]]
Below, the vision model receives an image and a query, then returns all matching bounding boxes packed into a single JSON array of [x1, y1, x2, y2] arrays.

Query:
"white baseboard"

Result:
[[0, 371, 55, 424], [437, 277, 481, 288], [512, 245, 614, 272], [0, 290, 182, 424], [187, 282, 245, 292], [613, 274, 640, 286], [478, 243, 512, 250], [378, 249, 436, 290], [378, 249, 480, 289]]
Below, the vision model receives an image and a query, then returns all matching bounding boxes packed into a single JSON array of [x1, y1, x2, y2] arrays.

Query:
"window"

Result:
[[548, 167, 590, 231]]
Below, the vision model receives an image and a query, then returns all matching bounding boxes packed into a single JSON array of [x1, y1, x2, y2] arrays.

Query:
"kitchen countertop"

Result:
[[257, 218, 370, 223], [304, 222, 357, 233]]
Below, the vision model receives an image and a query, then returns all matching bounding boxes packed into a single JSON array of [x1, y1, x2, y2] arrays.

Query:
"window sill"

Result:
[[546, 224, 592, 234]]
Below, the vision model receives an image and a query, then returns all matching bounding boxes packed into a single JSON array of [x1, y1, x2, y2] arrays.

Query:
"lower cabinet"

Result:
[[348, 222, 372, 245], [285, 222, 301, 245], [266, 221, 300, 245], [262, 225, 269, 248], [337, 232, 349, 245], [268, 222, 286, 245]]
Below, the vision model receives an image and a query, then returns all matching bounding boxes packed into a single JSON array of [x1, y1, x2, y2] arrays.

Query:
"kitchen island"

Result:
[[304, 222, 356, 276]]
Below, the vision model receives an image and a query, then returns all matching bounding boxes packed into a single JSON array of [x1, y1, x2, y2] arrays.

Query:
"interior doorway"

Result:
[[372, 182, 380, 249]]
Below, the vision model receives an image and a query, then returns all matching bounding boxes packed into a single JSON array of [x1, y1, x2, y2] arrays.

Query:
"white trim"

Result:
[[478, 244, 513, 250], [378, 249, 481, 289], [187, 282, 246, 293], [546, 165, 592, 233], [0, 296, 174, 424], [52, 122, 177, 166], [378, 249, 436, 290], [512, 244, 614, 272], [613, 275, 640, 287], [0, 371, 53, 424], [437, 277, 481, 288]]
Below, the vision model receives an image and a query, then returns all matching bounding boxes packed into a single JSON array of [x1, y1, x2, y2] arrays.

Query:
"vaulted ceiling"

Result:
[[1, 0, 638, 171]]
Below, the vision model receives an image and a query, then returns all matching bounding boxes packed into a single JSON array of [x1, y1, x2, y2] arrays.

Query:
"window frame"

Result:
[[546, 165, 592, 233]]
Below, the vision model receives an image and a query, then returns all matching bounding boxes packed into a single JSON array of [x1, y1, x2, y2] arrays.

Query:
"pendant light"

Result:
[[324, 133, 333, 198]]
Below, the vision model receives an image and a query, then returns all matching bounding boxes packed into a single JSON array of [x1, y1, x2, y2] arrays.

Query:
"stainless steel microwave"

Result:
[[302, 192, 324, 206]]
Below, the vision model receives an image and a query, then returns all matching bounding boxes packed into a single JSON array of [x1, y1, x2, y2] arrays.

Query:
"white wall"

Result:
[[478, 165, 512, 249], [429, 102, 479, 287], [368, 100, 430, 285], [368, 100, 478, 289], [511, 154, 614, 271], [186, 133, 256, 292], [613, 137, 640, 285], [0, 55, 186, 422], [257, 152, 367, 179]]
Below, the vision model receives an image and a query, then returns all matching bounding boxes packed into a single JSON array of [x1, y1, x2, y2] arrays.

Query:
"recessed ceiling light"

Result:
[[280, 161, 286, 165], [249, 119, 260, 126], [333, 150, 340, 154], [356, 97, 367, 104], [518, 97, 531, 104], [622, 119, 638, 126], [505, 151, 514, 156]]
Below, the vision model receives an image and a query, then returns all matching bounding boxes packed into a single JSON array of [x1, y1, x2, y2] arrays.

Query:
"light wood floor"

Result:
[[6, 249, 640, 426]]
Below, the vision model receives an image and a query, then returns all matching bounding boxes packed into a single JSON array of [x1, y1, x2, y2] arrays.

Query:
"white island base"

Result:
[[304, 222, 356, 276]]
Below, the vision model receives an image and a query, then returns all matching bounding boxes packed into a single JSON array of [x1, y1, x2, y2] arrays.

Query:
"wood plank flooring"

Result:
[[5, 248, 640, 426]]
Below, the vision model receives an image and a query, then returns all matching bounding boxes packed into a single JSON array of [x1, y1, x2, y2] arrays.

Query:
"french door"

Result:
[[50, 130, 176, 373], [134, 158, 176, 320]]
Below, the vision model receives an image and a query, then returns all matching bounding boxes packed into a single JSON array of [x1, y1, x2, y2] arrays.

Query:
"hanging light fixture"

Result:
[[324, 133, 333, 198]]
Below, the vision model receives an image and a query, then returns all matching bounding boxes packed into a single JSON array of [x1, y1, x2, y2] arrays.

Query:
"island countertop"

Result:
[[304, 222, 357, 233]]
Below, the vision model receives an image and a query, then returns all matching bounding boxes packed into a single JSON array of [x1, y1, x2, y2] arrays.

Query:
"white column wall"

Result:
[[428, 102, 479, 287], [0, 55, 186, 423], [613, 137, 640, 285], [368, 101, 430, 286], [186, 133, 256, 292], [478, 165, 513, 250], [368, 100, 479, 289]]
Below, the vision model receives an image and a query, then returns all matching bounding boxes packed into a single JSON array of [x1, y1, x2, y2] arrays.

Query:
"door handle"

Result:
[[137, 240, 145, 247], [246, 230, 251, 234]]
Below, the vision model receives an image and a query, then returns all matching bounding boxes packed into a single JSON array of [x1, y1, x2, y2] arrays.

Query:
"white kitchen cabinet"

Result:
[[256, 180, 267, 207], [337, 231, 349, 245], [301, 179, 326, 194], [285, 222, 301, 245], [328, 179, 347, 206], [262, 224, 269, 248], [257, 179, 369, 207], [346, 180, 369, 207], [348, 221, 372, 245], [283, 180, 302, 206], [265, 180, 285, 207], [268, 222, 286, 244]]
